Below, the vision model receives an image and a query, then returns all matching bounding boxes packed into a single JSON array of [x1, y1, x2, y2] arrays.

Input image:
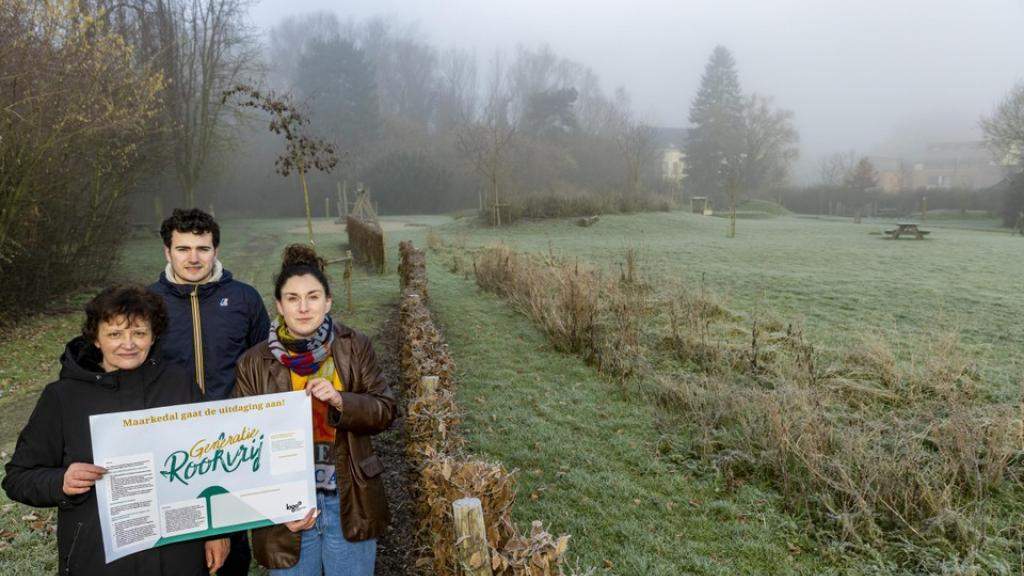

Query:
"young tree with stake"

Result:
[[222, 85, 338, 244]]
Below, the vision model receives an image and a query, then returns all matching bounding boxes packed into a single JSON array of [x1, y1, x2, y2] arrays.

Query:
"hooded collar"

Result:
[[164, 259, 224, 285], [158, 262, 234, 298]]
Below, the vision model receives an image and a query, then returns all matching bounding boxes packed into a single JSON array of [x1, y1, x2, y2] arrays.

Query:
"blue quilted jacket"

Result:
[[149, 268, 270, 400]]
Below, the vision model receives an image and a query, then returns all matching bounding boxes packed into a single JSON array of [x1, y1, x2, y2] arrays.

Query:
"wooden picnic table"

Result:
[[884, 222, 931, 240]]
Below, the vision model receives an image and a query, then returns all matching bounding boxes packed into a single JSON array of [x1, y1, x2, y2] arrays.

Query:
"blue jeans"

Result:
[[269, 490, 376, 576]]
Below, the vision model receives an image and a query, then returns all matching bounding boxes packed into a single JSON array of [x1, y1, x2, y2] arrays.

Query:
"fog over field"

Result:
[[7, 1, 1024, 573], [252, 0, 1024, 182]]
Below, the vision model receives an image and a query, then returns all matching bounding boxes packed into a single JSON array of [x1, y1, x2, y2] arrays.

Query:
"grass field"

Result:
[[1, 210, 1021, 574], [427, 210, 1024, 573], [434, 211, 1024, 397]]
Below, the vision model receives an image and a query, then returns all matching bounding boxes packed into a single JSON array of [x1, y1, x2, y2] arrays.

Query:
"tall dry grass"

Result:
[[469, 242, 1024, 572], [473, 244, 650, 386]]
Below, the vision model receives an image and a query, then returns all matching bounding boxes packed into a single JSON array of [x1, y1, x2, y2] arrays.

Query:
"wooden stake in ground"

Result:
[[452, 497, 493, 576], [420, 375, 439, 398], [344, 250, 353, 312], [221, 86, 337, 246], [299, 166, 315, 245], [728, 180, 737, 238], [342, 181, 349, 218]]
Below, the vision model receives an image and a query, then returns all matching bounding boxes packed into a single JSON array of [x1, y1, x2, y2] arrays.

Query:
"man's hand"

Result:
[[284, 508, 318, 533], [204, 538, 230, 574], [62, 463, 106, 496], [305, 377, 342, 410]]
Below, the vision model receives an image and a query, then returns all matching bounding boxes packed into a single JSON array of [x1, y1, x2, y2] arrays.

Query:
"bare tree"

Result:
[[818, 150, 857, 187], [146, 0, 259, 207], [435, 48, 478, 135], [981, 82, 1024, 168], [740, 93, 799, 195], [265, 11, 342, 90], [575, 67, 615, 136], [607, 88, 655, 196], [456, 54, 518, 226]]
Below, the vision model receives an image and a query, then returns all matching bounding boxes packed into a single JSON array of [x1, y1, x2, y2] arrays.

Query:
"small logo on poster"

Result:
[[286, 501, 303, 513]]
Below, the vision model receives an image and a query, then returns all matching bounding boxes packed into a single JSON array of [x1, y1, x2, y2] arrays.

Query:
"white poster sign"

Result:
[[89, 391, 316, 563]]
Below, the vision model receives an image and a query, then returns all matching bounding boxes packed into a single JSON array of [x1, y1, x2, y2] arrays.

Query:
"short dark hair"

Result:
[[82, 285, 169, 343], [274, 244, 331, 300], [160, 208, 220, 248]]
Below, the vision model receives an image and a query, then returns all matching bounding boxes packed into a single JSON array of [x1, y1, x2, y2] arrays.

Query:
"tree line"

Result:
[[4, 1, 1024, 318], [210, 12, 677, 223]]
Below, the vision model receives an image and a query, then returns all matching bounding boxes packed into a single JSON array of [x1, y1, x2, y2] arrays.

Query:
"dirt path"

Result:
[[371, 304, 419, 575]]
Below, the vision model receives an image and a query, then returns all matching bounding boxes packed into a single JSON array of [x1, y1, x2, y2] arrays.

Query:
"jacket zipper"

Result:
[[64, 522, 82, 575], [190, 287, 206, 396]]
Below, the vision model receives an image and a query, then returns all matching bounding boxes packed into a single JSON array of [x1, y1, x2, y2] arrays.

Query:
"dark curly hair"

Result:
[[82, 285, 169, 344], [160, 208, 220, 248], [274, 244, 331, 300]]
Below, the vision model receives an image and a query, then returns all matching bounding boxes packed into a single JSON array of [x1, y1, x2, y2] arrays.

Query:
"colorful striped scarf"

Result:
[[268, 314, 334, 375]]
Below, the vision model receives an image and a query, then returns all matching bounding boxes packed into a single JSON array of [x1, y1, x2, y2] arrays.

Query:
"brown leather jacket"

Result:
[[231, 322, 396, 569]]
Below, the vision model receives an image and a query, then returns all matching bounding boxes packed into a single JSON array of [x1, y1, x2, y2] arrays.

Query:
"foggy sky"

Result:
[[251, 0, 1024, 182]]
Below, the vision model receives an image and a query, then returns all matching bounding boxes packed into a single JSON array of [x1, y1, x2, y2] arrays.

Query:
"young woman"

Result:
[[2, 285, 228, 575], [232, 245, 396, 576]]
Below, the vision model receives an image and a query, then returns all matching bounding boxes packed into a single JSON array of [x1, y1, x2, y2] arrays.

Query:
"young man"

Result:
[[150, 208, 270, 575]]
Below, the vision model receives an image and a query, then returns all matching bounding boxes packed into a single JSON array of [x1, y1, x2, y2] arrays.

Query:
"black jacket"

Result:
[[2, 338, 207, 576], [149, 268, 270, 400]]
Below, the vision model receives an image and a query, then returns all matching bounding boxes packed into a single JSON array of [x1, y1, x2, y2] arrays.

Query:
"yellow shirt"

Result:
[[289, 358, 343, 489]]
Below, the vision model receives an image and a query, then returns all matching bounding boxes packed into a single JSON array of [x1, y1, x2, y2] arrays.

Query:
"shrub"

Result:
[[503, 184, 675, 222], [0, 1, 163, 320]]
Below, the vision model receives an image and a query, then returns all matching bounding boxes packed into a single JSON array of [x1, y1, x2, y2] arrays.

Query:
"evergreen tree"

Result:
[[685, 46, 745, 202], [845, 157, 878, 194]]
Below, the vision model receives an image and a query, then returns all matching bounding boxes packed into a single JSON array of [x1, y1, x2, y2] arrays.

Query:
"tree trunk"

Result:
[[728, 182, 737, 238], [184, 180, 196, 208], [299, 166, 315, 245]]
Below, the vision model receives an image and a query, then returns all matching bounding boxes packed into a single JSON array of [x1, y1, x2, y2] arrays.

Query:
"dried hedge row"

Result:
[[398, 241, 571, 575], [399, 240, 429, 301]]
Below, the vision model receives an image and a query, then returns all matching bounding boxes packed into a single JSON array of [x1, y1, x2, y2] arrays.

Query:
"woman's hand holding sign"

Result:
[[285, 508, 318, 533], [305, 377, 342, 411], [62, 462, 106, 496]]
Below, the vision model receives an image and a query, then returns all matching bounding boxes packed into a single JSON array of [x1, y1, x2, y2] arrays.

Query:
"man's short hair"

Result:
[[82, 285, 169, 343], [160, 208, 220, 248]]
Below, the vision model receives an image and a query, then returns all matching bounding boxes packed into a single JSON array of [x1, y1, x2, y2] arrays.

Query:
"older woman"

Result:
[[233, 244, 396, 576], [2, 285, 228, 575]]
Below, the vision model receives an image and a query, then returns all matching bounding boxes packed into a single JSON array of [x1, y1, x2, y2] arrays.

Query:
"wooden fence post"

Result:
[[420, 375, 439, 398], [452, 497, 493, 576], [344, 250, 353, 313], [335, 182, 342, 221]]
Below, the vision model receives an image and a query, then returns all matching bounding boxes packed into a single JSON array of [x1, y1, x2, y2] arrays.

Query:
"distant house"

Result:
[[871, 141, 1007, 193], [649, 127, 691, 186], [866, 156, 905, 193], [910, 141, 1005, 190]]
